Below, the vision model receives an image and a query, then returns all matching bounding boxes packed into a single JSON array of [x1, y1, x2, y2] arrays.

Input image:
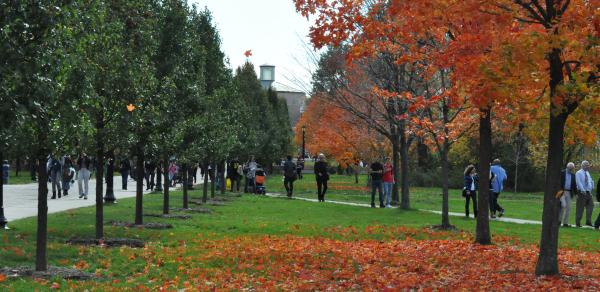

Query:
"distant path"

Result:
[[265, 193, 598, 229]]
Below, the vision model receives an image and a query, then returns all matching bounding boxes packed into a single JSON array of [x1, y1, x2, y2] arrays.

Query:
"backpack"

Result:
[[284, 161, 297, 178]]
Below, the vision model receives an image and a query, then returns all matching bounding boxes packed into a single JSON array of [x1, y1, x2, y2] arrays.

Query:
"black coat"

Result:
[[314, 161, 329, 181], [464, 175, 479, 191], [560, 170, 577, 193]]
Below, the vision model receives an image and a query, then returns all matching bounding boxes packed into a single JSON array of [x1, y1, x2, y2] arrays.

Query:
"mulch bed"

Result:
[[108, 221, 173, 229], [188, 200, 226, 206], [430, 224, 459, 231], [143, 214, 193, 219], [66, 238, 145, 248], [0, 266, 97, 280], [170, 207, 213, 214]]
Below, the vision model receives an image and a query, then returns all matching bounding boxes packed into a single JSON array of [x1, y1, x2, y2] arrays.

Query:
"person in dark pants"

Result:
[[369, 159, 384, 208], [314, 153, 329, 202], [282, 155, 297, 198], [120, 158, 131, 190], [490, 159, 507, 218], [595, 177, 600, 230], [463, 164, 478, 218], [296, 156, 304, 180], [575, 160, 594, 227], [227, 158, 241, 192], [144, 161, 156, 190]]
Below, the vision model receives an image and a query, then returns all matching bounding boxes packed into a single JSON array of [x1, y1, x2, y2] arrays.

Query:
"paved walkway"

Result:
[[3, 176, 153, 223], [265, 193, 598, 229]]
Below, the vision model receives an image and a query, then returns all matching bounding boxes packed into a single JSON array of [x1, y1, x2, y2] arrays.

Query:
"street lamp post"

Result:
[[301, 126, 306, 159]]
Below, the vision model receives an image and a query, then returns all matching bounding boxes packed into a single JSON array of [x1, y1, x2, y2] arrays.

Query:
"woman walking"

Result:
[[314, 153, 329, 202], [463, 164, 478, 218], [382, 157, 394, 208]]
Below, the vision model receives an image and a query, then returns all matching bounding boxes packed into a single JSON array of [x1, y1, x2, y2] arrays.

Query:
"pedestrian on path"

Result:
[[314, 153, 329, 202], [296, 156, 304, 180], [490, 159, 507, 218], [48, 155, 62, 199], [559, 162, 576, 227], [575, 160, 594, 227], [2, 160, 9, 184], [227, 158, 241, 192], [144, 160, 156, 191], [168, 161, 177, 187], [463, 165, 478, 218], [120, 158, 131, 190], [369, 159, 384, 208], [61, 155, 74, 197], [382, 157, 394, 208], [595, 177, 600, 230], [77, 153, 91, 200], [282, 155, 297, 198]]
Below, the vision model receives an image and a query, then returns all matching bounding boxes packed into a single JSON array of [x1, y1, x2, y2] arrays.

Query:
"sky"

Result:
[[190, 0, 318, 94]]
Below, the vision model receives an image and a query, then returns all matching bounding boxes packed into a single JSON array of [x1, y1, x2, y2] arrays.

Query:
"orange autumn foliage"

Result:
[[295, 93, 387, 165]]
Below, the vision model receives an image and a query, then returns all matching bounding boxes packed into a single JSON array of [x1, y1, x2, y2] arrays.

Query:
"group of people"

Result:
[[559, 160, 599, 228], [461, 159, 507, 219], [46, 153, 92, 199]]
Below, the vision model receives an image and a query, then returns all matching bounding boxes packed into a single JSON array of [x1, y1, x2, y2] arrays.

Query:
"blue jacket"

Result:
[[490, 164, 507, 193], [464, 175, 478, 191]]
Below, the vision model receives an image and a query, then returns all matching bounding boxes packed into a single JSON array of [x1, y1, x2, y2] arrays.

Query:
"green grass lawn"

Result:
[[0, 177, 598, 289], [3, 170, 35, 185]]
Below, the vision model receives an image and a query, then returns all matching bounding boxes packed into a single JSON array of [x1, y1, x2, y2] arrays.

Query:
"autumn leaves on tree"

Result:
[[295, 0, 598, 276]]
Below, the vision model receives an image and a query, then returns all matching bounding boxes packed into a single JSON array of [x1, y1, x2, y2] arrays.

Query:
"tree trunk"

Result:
[[105, 149, 116, 203], [15, 157, 20, 177], [440, 147, 451, 229], [35, 129, 49, 271], [182, 163, 189, 209], [155, 161, 162, 192], [0, 149, 8, 229], [135, 143, 144, 225], [202, 162, 209, 203], [220, 160, 225, 195], [535, 48, 567, 276], [95, 117, 105, 239], [514, 156, 519, 193], [417, 139, 429, 168], [210, 162, 215, 199], [476, 109, 492, 245], [391, 129, 400, 205], [399, 125, 410, 209], [162, 158, 169, 214]]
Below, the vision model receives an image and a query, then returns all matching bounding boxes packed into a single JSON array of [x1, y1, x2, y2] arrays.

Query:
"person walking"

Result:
[[382, 157, 394, 208], [490, 159, 507, 218], [168, 161, 178, 187], [144, 160, 156, 191], [575, 160, 594, 228], [595, 176, 600, 230], [296, 156, 304, 180], [282, 155, 297, 198], [314, 153, 329, 202], [48, 155, 62, 199], [61, 155, 74, 197], [77, 153, 91, 200], [120, 158, 131, 190], [369, 159, 384, 208], [559, 162, 577, 227], [463, 165, 479, 218], [2, 160, 9, 185], [227, 158, 241, 192]]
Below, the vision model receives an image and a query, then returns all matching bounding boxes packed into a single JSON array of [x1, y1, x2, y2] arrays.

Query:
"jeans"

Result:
[[230, 176, 240, 192], [50, 170, 62, 196], [382, 182, 393, 206], [145, 171, 154, 190], [559, 191, 572, 225], [371, 180, 383, 207], [465, 190, 478, 217], [284, 176, 295, 197], [316, 177, 328, 201], [576, 192, 594, 225], [489, 192, 503, 214], [121, 170, 129, 190], [78, 168, 90, 197]]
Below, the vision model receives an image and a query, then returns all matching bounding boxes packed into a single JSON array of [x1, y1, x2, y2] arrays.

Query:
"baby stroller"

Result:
[[254, 168, 266, 195]]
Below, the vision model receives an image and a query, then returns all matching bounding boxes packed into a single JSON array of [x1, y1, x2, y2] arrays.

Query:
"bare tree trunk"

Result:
[[210, 162, 215, 199], [35, 128, 49, 271], [476, 109, 492, 245], [202, 162, 209, 203], [95, 116, 105, 239], [220, 160, 225, 195], [391, 129, 400, 205], [134, 143, 144, 225], [440, 146, 451, 229], [0, 149, 7, 229], [182, 163, 189, 209], [399, 125, 410, 209], [105, 149, 116, 203], [535, 48, 568, 276], [163, 158, 169, 214]]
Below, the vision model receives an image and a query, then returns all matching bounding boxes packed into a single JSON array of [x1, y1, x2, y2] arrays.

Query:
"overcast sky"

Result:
[[190, 0, 317, 94]]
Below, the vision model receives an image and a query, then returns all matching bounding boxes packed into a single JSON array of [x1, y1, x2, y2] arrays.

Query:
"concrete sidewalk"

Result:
[[3, 176, 153, 223]]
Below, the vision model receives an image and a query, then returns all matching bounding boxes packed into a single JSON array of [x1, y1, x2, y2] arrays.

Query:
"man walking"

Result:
[[120, 158, 131, 190], [77, 153, 91, 200], [575, 160, 594, 227], [490, 159, 507, 218], [369, 158, 384, 208], [282, 155, 297, 198], [559, 162, 577, 227], [48, 155, 62, 199]]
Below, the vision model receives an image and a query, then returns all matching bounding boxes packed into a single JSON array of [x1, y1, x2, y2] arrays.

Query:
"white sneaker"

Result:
[[386, 204, 392, 208]]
